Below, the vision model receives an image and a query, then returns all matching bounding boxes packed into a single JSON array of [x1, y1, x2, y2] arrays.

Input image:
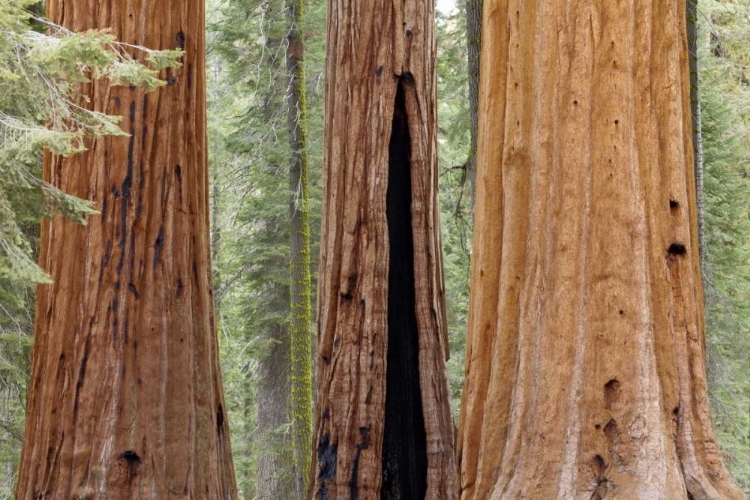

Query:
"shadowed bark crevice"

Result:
[[381, 80, 427, 500]]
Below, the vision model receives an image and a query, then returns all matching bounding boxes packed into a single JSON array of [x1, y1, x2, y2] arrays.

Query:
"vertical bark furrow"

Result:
[[381, 81, 427, 500]]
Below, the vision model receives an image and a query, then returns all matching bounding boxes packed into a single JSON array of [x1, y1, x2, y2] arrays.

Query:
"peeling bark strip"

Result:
[[457, 0, 743, 499], [17, 0, 238, 498], [310, 0, 455, 498]]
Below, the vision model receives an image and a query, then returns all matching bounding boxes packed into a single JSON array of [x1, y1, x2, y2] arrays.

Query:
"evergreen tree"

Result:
[[207, 0, 324, 495]]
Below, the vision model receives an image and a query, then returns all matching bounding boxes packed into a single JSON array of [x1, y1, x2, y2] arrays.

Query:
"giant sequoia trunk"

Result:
[[309, 1, 456, 498], [17, 0, 238, 497], [456, 1, 743, 499]]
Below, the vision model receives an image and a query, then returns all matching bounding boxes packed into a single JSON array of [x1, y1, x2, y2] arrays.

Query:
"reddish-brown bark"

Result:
[[457, 1, 743, 498], [16, 0, 237, 497], [309, 1, 456, 498]]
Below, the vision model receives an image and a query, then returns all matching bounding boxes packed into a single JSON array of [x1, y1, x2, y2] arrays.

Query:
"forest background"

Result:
[[0, 0, 748, 497]]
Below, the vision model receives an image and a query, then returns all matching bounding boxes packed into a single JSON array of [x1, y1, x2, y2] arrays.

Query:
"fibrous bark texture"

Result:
[[17, 0, 238, 498], [310, 0, 456, 498], [286, 0, 314, 496], [456, 1, 743, 499]]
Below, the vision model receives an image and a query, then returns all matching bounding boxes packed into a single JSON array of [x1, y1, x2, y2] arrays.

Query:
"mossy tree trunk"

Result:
[[456, 0, 743, 498], [309, 0, 456, 498], [16, 0, 238, 497], [285, 0, 313, 496]]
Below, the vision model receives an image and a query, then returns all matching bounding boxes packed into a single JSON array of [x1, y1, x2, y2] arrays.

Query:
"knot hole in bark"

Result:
[[668, 242, 687, 256], [603, 379, 621, 410], [119, 450, 141, 480]]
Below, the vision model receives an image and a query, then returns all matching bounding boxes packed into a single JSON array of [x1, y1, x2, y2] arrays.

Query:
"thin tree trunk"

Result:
[[211, 172, 223, 310], [256, 322, 293, 498], [457, 0, 743, 498], [17, 0, 238, 497], [310, 1, 456, 498], [687, 0, 706, 273], [285, 0, 313, 496], [465, 0, 482, 208]]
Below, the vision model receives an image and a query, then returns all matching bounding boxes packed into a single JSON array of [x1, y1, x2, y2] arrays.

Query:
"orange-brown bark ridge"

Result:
[[310, 1, 456, 499], [456, 0, 744, 499], [17, 0, 237, 498]]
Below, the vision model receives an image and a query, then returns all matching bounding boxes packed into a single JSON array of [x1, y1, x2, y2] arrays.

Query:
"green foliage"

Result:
[[0, 0, 182, 289], [207, 0, 325, 495], [435, 6, 473, 416], [698, 2, 750, 490]]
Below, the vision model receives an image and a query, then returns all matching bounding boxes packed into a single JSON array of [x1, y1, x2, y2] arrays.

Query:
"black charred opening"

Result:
[[381, 80, 427, 500], [668, 242, 687, 256]]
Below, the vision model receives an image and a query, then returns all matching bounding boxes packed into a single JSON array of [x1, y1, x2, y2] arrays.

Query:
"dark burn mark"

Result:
[[349, 427, 371, 500], [187, 63, 193, 89], [128, 283, 139, 300], [114, 96, 121, 108], [160, 165, 168, 209], [120, 450, 141, 463], [400, 71, 415, 86], [118, 101, 136, 277], [317, 434, 338, 499], [176, 30, 186, 50], [405, 29, 412, 37], [668, 242, 687, 256], [381, 80, 427, 500], [375, 65, 383, 77], [153, 226, 164, 268], [166, 76, 177, 86], [593, 454, 606, 473], [120, 450, 142, 479], [175, 165, 183, 204], [72, 337, 91, 417], [217, 405, 225, 434]]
